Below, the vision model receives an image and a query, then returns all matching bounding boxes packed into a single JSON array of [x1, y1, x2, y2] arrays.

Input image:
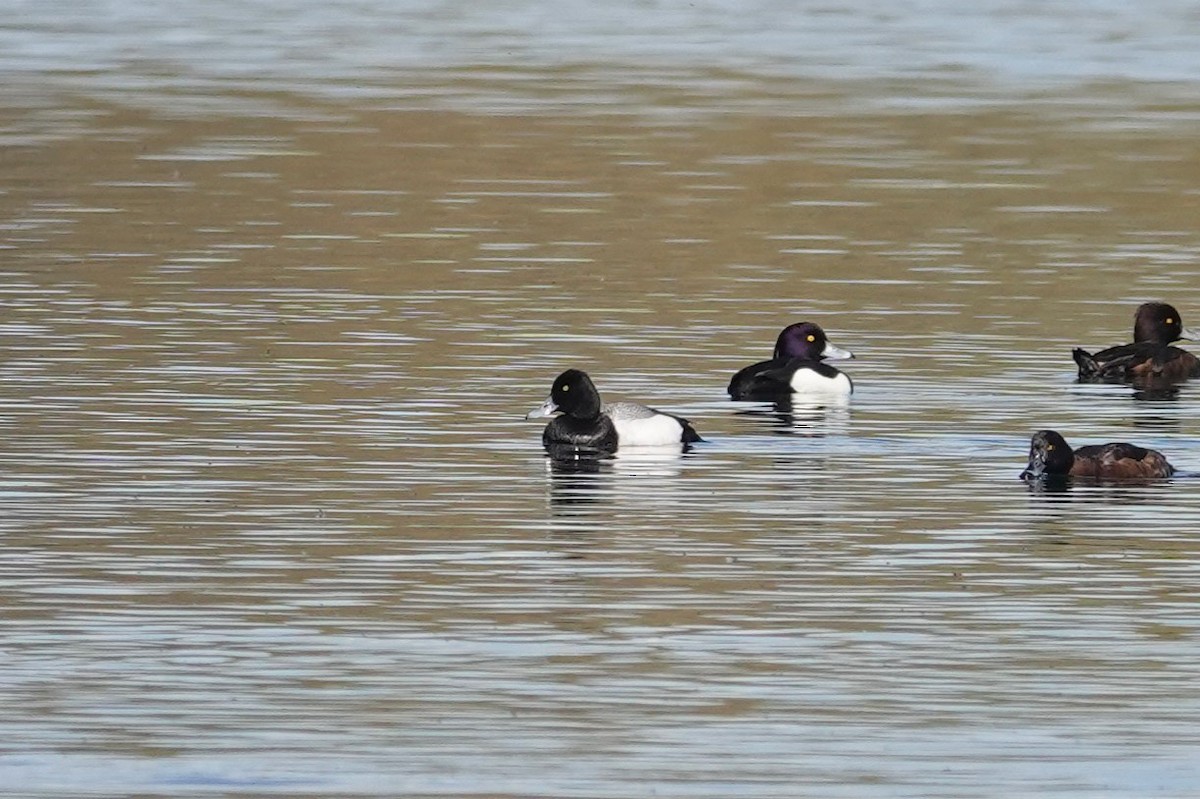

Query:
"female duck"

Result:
[[1072, 302, 1200, 384], [527, 369, 700, 455], [728, 321, 854, 400], [1020, 429, 1175, 481]]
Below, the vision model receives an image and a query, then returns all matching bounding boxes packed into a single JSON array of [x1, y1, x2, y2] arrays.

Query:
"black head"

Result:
[[1020, 429, 1075, 480], [1133, 302, 1195, 345], [772, 322, 854, 362], [534, 368, 603, 420]]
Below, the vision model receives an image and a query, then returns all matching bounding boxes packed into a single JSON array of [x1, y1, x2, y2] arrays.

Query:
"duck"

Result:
[[526, 369, 701, 456], [727, 321, 854, 400], [1019, 429, 1175, 481], [1072, 302, 1200, 385]]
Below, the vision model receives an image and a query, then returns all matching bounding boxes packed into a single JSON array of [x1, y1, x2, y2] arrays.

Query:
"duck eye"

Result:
[[562, 385, 569, 392], [1046, 444, 1054, 451], [806, 334, 815, 342], [1167, 317, 1175, 324]]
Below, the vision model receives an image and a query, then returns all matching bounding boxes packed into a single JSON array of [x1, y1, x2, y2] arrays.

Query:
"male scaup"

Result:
[[1072, 302, 1200, 385], [1020, 429, 1175, 482], [727, 321, 854, 400], [526, 369, 701, 456]]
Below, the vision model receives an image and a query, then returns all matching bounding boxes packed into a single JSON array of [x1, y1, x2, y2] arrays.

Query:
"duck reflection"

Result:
[[545, 447, 688, 511], [1131, 382, 1181, 402], [1023, 475, 1175, 503], [546, 454, 610, 509], [1073, 378, 1185, 429], [1020, 474, 1073, 499], [734, 397, 851, 436], [1130, 413, 1180, 432]]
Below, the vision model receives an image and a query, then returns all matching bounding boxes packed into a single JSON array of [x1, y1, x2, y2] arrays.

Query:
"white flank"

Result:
[[789, 367, 853, 396], [612, 413, 686, 447]]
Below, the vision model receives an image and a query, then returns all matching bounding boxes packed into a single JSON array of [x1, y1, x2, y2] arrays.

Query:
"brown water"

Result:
[[4, 4, 1200, 797]]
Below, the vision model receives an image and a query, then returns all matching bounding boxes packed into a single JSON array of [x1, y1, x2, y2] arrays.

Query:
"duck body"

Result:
[[728, 322, 854, 400], [1073, 343, 1200, 384], [729, 358, 853, 399], [604, 401, 701, 448], [540, 412, 619, 455], [1020, 429, 1175, 482], [1073, 302, 1200, 384], [527, 370, 700, 456]]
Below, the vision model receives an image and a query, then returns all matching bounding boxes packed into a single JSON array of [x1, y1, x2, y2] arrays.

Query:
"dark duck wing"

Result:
[[728, 358, 790, 399], [1071, 442, 1175, 479], [1073, 342, 1157, 381], [1075, 343, 1200, 384]]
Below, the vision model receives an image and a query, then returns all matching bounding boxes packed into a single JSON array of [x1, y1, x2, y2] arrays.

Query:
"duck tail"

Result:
[[1072, 348, 1101, 379]]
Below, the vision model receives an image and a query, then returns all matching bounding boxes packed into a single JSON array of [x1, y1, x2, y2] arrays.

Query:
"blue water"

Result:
[[4, 0, 1200, 112]]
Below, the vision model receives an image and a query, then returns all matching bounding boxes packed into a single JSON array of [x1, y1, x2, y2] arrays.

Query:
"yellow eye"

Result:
[[1046, 444, 1054, 451], [1167, 317, 1175, 324], [806, 334, 815, 342], [562, 385, 569, 391]]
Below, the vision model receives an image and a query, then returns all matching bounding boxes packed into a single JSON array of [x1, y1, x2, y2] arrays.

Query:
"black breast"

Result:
[[543, 414, 618, 455]]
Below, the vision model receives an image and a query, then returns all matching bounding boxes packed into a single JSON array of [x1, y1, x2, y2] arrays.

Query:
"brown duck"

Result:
[[1073, 302, 1200, 385], [1020, 430, 1175, 481]]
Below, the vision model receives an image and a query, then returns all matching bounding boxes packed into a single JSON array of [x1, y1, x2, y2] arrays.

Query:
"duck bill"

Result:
[[821, 341, 855, 361], [1020, 453, 1047, 481], [525, 396, 559, 420]]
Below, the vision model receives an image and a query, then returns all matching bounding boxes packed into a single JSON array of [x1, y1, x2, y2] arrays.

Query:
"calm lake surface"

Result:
[[4, 2, 1200, 797]]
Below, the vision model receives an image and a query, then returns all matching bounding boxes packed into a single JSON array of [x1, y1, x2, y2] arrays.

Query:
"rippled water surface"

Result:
[[4, 2, 1200, 797]]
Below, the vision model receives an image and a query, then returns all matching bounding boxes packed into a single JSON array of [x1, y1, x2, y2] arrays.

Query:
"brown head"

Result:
[[1020, 430, 1074, 481], [1132, 302, 1197, 345]]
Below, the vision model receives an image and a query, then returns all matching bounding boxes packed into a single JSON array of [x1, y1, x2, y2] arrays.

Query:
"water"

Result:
[[3, 2, 1200, 796]]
